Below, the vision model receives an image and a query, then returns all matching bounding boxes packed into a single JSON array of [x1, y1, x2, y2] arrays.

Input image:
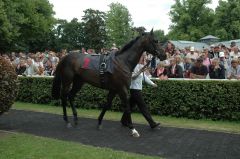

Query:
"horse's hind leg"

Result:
[[69, 79, 84, 126], [61, 73, 74, 128], [61, 84, 72, 128], [97, 91, 116, 129]]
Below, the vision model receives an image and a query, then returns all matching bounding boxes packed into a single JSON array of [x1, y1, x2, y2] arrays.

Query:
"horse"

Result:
[[52, 29, 167, 137]]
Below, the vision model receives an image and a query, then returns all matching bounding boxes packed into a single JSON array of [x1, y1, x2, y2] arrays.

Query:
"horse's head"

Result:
[[142, 29, 167, 61]]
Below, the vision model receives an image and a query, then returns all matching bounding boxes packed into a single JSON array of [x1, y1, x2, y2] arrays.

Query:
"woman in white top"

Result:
[[121, 55, 160, 129]]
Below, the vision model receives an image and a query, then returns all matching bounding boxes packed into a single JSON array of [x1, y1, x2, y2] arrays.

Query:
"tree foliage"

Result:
[[82, 9, 107, 52], [106, 2, 134, 48], [168, 0, 240, 41], [154, 29, 167, 43], [214, 0, 240, 40], [168, 0, 215, 41], [0, 0, 55, 52], [57, 18, 84, 51]]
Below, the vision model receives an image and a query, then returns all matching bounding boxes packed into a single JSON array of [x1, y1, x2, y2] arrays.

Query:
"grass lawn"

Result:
[[13, 102, 240, 134], [0, 131, 160, 159]]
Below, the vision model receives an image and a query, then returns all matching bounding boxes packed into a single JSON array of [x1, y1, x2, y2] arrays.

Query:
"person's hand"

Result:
[[227, 75, 232, 80], [214, 65, 220, 69], [140, 66, 148, 72], [153, 83, 158, 87]]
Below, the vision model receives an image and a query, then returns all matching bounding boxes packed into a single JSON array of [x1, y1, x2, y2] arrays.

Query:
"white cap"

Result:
[[219, 52, 225, 57], [190, 46, 195, 52]]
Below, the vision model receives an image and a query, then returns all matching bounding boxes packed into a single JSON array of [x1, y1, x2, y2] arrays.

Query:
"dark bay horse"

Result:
[[52, 30, 166, 137]]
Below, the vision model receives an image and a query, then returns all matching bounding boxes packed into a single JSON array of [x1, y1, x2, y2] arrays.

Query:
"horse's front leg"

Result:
[[119, 88, 140, 137], [97, 91, 116, 129]]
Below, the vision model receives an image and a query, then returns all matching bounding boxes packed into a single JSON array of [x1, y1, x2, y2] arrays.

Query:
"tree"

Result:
[[214, 0, 240, 40], [133, 26, 146, 35], [82, 9, 107, 52], [154, 29, 167, 43], [0, 0, 55, 52], [168, 0, 215, 41], [0, 0, 23, 52], [59, 18, 84, 51], [106, 2, 134, 48]]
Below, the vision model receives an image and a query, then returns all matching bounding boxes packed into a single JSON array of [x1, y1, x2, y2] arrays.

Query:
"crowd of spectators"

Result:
[[1, 51, 63, 76], [146, 41, 240, 80], [1, 41, 240, 80]]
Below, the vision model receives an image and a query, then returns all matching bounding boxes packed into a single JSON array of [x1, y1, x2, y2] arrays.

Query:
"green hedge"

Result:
[[17, 77, 240, 121]]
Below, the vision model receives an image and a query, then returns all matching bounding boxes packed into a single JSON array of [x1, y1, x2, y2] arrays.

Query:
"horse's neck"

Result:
[[117, 41, 145, 72]]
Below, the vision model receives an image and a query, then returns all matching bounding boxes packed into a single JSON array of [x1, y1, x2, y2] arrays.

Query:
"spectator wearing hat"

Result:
[[227, 59, 240, 80], [208, 58, 225, 79], [190, 58, 208, 79], [186, 46, 198, 62], [219, 51, 230, 72]]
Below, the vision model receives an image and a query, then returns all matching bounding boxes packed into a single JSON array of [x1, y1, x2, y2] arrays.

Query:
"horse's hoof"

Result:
[[151, 123, 161, 130], [97, 125, 103, 130], [73, 121, 78, 127], [66, 123, 72, 128], [131, 129, 140, 138]]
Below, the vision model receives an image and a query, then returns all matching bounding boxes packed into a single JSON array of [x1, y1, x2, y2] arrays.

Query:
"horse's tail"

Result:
[[52, 62, 62, 99]]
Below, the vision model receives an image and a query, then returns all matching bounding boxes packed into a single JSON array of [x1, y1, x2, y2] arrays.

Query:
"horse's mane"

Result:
[[115, 36, 141, 56]]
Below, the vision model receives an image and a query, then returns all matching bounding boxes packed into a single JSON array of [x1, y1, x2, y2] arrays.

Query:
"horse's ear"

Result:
[[150, 28, 153, 35]]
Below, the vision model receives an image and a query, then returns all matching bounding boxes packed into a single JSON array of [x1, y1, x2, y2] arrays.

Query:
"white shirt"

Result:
[[186, 52, 199, 60], [227, 65, 240, 79], [230, 51, 240, 59], [130, 64, 155, 90]]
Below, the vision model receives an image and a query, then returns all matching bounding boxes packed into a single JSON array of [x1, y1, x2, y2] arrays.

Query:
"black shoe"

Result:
[[150, 123, 160, 129]]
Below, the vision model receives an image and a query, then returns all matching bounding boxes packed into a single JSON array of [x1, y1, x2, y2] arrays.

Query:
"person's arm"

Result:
[[227, 68, 232, 79], [190, 73, 206, 79], [143, 73, 157, 87], [34, 65, 40, 75], [132, 64, 142, 79], [132, 64, 148, 79]]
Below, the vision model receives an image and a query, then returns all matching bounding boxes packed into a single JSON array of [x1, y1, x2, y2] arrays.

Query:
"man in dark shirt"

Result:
[[190, 58, 208, 79]]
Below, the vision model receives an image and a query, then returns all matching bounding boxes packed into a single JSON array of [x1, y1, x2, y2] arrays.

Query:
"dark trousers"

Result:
[[121, 89, 156, 127]]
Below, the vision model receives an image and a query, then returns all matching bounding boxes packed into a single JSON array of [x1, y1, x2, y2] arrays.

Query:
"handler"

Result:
[[121, 54, 160, 129]]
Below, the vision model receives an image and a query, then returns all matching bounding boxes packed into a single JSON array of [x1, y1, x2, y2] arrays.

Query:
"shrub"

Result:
[[0, 57, 18, 115], [17, 77, 240, 121]]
